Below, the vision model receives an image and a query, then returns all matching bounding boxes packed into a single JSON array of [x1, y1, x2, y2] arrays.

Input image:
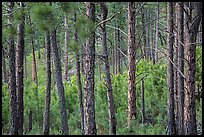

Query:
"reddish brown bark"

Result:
[[127, 2, 136, 129]]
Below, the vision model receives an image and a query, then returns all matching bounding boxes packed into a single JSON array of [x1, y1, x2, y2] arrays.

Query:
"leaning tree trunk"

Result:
[[127, 2, 137, 131], [99, 2, 116, 135], [73, 11, 84, 135], [51, 29, 69, 135], [43, 31, 51, 135], [184, 2, 202, 135], [7, 2, 18, 135], [176, 2, 184, 135], [16, 2, 25, 135], [166, 2, 176, 135], [84, 2, 97, 135]]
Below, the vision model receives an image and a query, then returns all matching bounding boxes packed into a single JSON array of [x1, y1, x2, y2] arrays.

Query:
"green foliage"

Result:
[[31, 3, 58, 31]]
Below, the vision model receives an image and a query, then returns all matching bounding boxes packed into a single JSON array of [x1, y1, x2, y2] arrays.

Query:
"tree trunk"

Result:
[[177, 2, 184, 135], [81, 43, 85, 76], [117, 3, 122, 74], [37, 40, 41, 59], [146, 10, 151, 60], [99, 2, 116, 135], [64, 16, 69, 81], [141, 78, 145, 124], [51, 29, 69, 135], [127, 2, 136, 130], [2, 48, 7, 84], [151, 14, 155, 64], [174, 3, 179, 134], [28, 110, 32, 132], [84, 2, 97, 135], [24, 56, 27, 80], [73, 11, 84, 135], [43, 31, 51, 135], [7, 2, 18, 135], [16, 2, 25, 135], [141, 6, 147, 59], [31, 39, 38, 84], [155, 2, 159, 62], [184, 2, 202, 135], [166, 2, 176, 135]]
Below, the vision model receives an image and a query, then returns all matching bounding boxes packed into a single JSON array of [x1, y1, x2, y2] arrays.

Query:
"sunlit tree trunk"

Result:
[[127, 2, 136, 130], [184, 2, 202, 135]]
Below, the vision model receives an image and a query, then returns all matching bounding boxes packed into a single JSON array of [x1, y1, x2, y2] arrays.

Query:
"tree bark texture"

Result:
[[16, 2, 25, 135], [7, 2, 18, 135], [127, 2, 137, 129], [84, 2, 97, 135], [43, 31, 51, 135], [184, 2, 202, 135], [176, 2, 185, 135], [166, 2, 176, 135], [51, 29, 69, 135]]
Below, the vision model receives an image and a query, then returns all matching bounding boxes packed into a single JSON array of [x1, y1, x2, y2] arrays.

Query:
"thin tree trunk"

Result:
[[43, 31, 51, 135], [64, 16, 69, 81], [127, 2, 137, 130], [16, 2, 25, 135], [155, 2, 159, 62], [141, 6, 147, 59], [146, 10, 151, 60], [151, 14, 155, 64], [73, 11, 84, 135], [84, 2, 97, 135], [177, 2, 184, 135], [28, 110, 32, 132], [81, 43, 85, 76], [51, 29, 69, 135], [24, 56, 27, 80], [141, 78, 145, 124], [37, 40, 41, 59], [166, 2, 176, 135], [7, 2, 18, 135], [174, 3, 179, 134], [2, 48, 7, 83], [99, 2, 116, 135], [184, 2, 202, 135]]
